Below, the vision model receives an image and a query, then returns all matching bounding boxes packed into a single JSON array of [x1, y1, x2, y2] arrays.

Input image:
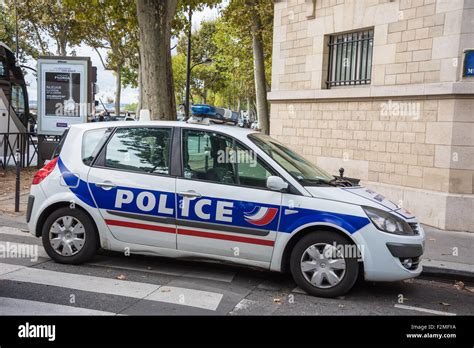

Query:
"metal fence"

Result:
[[0, 132, 38, 169]]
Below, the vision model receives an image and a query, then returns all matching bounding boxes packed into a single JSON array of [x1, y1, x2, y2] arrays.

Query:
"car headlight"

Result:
[[362, 206, 414, 236]]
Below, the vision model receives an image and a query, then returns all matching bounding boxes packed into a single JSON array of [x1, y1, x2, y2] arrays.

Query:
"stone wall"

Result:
[[270, 97, 474, 231], [271, 0, 473, 90]]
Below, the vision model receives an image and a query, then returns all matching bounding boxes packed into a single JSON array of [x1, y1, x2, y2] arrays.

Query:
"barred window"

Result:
[[327, 29, 374, 87]]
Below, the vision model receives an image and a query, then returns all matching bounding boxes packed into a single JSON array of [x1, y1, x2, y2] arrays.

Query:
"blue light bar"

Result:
[[191, 104, 238, 124], [192, 104, 216, 116]]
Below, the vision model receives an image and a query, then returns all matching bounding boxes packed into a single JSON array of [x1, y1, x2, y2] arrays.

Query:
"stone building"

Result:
[[268, 0, 474, 232]]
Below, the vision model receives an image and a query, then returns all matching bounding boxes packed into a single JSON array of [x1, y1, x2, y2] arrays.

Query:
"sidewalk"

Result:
[[422, 225, 474, 281]]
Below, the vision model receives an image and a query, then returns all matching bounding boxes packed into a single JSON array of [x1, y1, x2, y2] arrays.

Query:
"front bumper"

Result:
[[352, 221, 425, 281]]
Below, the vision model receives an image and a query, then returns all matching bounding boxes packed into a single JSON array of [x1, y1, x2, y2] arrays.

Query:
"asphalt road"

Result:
[[0, 223, 473, 316]]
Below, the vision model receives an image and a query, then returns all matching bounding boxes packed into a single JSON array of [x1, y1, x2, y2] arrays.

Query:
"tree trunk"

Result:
[[250, 10, 269, 134], [57, 33, 67, 56], [136, 0, 178, 120], [115, 66, 122, 117]]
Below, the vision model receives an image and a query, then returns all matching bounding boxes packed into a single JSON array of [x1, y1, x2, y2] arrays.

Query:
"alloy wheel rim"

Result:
[[300, 243, 346, 289], [49, 216, 86, 256]]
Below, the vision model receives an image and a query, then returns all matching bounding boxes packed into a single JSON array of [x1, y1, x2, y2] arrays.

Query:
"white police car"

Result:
[[27, 107, 425, 297]]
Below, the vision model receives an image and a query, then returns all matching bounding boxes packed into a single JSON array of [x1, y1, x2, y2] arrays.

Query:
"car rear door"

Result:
[[176, 128, 282, 265], [87, 126, 177, 249]]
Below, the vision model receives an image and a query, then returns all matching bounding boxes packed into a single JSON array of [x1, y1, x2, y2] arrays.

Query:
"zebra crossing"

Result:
[[0, 225, 259, 315]]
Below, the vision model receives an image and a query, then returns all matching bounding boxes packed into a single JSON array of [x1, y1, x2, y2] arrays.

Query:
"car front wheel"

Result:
[[42, 207, 98, 264], [290, 231, 359, 298]]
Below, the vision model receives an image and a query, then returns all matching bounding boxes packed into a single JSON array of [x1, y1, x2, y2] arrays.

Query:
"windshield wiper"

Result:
[[328, 177, 354, 187], [298, 178, 337, 187]]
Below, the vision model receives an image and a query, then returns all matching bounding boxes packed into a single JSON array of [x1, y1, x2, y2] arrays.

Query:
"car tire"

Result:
[[290, 231, 359, 298], [42, 207, 98, 264]]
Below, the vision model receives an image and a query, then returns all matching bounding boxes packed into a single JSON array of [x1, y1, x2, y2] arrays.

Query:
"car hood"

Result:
[[304, 185, 415, 220]]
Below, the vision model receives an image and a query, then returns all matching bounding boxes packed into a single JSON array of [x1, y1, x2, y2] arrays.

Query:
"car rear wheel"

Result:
[[290, 231, 359, 298], [42, 207, 98, 264]]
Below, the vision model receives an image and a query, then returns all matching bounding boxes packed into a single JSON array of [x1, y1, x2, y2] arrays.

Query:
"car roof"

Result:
[[71, 120, 260, 137]]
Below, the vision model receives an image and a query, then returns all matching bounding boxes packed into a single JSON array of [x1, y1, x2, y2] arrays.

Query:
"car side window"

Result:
[[182, 129, 275, 188], [104, 127, 171, 175], [82, 128, 112, 166], [234, 142, 275, 188], [183, 129, 236, 184]]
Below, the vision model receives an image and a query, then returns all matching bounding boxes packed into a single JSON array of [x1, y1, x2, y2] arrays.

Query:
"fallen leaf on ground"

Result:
[[465, 287, 474, 293], [454, 281, 465, 291], [428, 238, 436, 241], [116, 274, 127, 280], [439, 302, 450, 306], [273, 298, 281, 304]]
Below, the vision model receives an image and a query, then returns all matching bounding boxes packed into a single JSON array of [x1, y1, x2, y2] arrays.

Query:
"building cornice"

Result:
[[267, 82, 474, 102]]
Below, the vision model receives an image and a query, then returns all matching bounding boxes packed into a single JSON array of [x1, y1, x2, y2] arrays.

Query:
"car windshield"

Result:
[[248, 133, 335, 186]]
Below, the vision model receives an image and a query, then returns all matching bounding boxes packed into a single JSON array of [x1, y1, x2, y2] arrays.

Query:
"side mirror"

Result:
[[266, 176, 288, 192]]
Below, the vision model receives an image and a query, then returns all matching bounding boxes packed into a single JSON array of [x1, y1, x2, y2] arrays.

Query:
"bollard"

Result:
[[15, 149, 20, 212]]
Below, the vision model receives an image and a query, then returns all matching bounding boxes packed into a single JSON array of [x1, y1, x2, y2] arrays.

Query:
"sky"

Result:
[[25, 5, 222, 105]]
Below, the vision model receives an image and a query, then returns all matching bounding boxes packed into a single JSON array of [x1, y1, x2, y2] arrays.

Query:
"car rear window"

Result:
[[82, 128, 112, 166]]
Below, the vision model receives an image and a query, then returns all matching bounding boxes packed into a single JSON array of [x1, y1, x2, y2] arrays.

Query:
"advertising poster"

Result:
[[37, 58, 89, 135]]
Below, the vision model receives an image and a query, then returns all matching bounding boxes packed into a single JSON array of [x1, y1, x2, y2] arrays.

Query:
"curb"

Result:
[[421, 259, 474, 282]]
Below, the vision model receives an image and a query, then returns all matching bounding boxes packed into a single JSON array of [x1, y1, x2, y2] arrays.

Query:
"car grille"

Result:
[[408, 222, 420, 235]]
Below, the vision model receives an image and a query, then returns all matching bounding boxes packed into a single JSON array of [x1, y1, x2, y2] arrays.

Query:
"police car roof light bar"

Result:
[[188, 104, 238, 126]]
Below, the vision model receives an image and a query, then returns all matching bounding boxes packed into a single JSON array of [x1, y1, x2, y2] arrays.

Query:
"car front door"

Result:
[[87, 126, 177, 249], [176, 128, 283, 265]]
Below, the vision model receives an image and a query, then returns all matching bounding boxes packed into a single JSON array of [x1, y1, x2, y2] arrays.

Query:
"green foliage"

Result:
[[124, 102, 138, 112], [67, 0, 139, 88], [12, 0, 84, 56], [172, 0, 273, 112], [173, 0, 222, 36], [0, 1, 39, 64], [172, 53, 188, 104], [223, 0, 273, 89], [3, 0, 275, 114]]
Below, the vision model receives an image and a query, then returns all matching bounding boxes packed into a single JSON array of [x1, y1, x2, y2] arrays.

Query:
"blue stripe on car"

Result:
[[58, 157, 370, 235]]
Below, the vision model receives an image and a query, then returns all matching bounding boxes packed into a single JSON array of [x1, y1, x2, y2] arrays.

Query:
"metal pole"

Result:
[[15, 2, 19, 62], [184, 6, 192, 120], [15, 149, 20, 212]]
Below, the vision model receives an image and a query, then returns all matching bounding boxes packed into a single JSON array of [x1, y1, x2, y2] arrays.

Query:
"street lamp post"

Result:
[[184, 57, 213, 120], [184, 6, 192, 120]]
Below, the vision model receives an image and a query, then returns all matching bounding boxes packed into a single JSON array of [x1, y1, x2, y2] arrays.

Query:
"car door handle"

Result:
[[95, 181, 117, 189], [178, 190, 202, 198]]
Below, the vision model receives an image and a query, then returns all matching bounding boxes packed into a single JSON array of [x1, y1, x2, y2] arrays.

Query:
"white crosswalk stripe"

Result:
[[0, 297, 116, 315], [0, 226, 228, 313], [0, 241, 49, 259], [0, 262, 223, 311], [1, 227, 236, 283], [0, 226, 35, 238], [0, 262, 25, 276], [146, 286, 223, 311]]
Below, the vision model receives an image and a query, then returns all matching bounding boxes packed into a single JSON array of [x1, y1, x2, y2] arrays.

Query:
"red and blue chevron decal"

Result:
[[244, 207, 279, 226]]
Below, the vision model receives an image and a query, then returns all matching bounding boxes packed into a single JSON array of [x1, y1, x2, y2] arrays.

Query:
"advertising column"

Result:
[[37, 58, 90, 136]]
